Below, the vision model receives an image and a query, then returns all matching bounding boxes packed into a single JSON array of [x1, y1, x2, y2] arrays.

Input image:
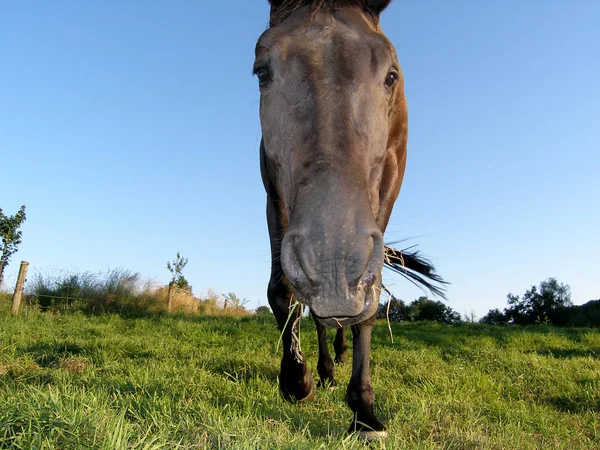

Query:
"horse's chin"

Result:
[[306, 293, 379, 328], [314, 315, 366, 328]]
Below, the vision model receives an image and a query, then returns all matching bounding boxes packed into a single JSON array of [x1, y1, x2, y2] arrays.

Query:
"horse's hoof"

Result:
[[280, 375, 316, 403], [298, 382, 316, 402], [359, 430, 388, 443]]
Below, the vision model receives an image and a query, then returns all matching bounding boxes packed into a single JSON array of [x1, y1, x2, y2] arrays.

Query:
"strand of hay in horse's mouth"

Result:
[[380, 284, 396, 344]]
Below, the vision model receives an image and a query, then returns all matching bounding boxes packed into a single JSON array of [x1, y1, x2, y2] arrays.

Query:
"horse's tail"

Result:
[[383, 244, 448, 300]]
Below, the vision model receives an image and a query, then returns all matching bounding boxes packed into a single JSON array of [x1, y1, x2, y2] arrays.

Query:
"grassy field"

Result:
[[1, 294, 599, 449]]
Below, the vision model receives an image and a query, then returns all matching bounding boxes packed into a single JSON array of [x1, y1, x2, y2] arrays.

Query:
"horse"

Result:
[[255, 0, 445, 439]]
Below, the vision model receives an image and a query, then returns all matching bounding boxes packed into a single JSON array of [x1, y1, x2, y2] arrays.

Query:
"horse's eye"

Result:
[[385, 70, 398, 89], [255, 67, 271, 87]]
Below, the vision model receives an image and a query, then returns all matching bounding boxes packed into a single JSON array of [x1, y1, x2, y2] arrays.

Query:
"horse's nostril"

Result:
[[344, 232, 381, 287], [362, 271, 376, 287]]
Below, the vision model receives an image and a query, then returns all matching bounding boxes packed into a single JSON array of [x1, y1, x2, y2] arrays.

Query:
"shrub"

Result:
[[255, 305, 272, 315], [480, 308, 508, 325], [556, 300, 600, 327]]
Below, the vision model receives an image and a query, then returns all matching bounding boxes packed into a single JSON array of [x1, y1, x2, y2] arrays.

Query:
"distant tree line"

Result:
[[481, 277, 600, 327]]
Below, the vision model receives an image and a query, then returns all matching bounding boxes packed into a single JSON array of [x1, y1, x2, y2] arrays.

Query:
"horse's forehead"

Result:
[[257, 7, 391, 58]]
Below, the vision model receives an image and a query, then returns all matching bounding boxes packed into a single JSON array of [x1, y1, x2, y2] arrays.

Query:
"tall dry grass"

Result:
[[22, 269, 251, 317]]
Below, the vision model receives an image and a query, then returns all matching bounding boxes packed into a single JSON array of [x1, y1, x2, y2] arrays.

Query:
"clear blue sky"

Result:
[[2, 1, 599, 317]]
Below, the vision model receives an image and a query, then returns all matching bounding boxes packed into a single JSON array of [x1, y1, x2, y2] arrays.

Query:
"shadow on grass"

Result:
[[536, 348, 600, 359], [206, 383, 350, 440], [18, 339, 158, 365], [373, 322, 595, 350], [99, 361, 348, 440], [547, 395, 600, 414], [258, 399, 349, 439], [19, 341, 87, 368], [205, 357, 279, 383]]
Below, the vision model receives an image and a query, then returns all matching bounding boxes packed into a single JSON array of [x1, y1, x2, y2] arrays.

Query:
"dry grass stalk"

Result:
[[381, 285, 396, 344], [277, 294, 300, 353], [60, 357, 88, 373]]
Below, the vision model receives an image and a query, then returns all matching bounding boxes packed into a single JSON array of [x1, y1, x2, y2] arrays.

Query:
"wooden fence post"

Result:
[[167, 282, 173, 312], [11, 261, 29, 316]]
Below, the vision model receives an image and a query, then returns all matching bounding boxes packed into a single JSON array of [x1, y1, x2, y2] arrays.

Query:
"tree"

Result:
[[0, 205, 27, 288], [167, 252, 192, 293], [255, 305, 272, 315], [377, 297, 407, 322], [504, 278, 571, 325], [407, 296, 462, 324], [562, 299, 600, 327], [480, 308, 508, 325]]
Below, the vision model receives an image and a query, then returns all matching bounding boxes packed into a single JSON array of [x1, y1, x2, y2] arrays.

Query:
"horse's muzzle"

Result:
[[281, 229, 384, 327]]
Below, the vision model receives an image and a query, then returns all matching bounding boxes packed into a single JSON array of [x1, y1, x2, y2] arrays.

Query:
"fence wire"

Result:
[[1, 264, 114, 311]]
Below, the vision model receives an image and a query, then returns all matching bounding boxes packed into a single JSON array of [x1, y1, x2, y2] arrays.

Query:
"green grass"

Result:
[[1, 297, 599, 449]]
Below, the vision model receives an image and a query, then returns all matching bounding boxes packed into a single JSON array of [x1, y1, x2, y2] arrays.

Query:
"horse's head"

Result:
[[256, 0, 407, 327]]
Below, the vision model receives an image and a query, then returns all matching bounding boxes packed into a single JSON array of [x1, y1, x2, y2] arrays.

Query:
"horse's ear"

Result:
[[365, 0, 392, 16]]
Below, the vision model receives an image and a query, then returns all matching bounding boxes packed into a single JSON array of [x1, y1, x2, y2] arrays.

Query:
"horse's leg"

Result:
[[268, 280, 316, 402], [264, 172, 316, 403], [346, 314, 386, 438], [334, 327, 348, 364], [313, 313, 335, 387]]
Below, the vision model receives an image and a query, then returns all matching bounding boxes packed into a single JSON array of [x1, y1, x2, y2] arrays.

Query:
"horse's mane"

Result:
[[270, 0, 378, 27]]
